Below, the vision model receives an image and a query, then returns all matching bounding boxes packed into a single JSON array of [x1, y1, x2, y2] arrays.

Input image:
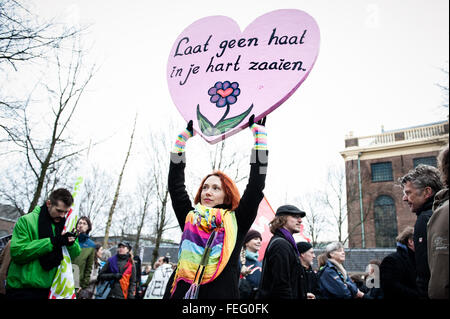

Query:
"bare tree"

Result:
[[317, 165, 348, 243], [0, 0, 80, 71], [76, 164, 115, 236], [295, 193, 331, 247], [145, 126, 179, 265], [436, 62, 449, 110], [133, 172, 155, 253], [209, 139, 248, 184], [0, 37, 96, 214], [1, 0, 82, 145], [103, 115, 137, 248]]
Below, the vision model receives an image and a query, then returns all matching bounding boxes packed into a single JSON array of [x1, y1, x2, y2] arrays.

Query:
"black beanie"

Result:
[[297, 241, 313, 254], [244, 229, 262, 246]]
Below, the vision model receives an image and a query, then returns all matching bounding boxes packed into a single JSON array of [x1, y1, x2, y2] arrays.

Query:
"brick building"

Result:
[[340, 120, 448, 248]]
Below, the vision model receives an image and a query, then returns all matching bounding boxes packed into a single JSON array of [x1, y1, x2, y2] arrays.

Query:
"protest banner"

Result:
[[167, 9, 320, 144], [49, 144, 90, 299], [250, 197, 275, 261]]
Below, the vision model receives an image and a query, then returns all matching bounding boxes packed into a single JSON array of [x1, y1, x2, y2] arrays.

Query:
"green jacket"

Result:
[[73, 246, 95, 288], [7, 206, 81, 289]]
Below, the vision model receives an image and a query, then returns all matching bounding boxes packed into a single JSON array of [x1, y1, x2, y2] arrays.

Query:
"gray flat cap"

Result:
[[275, 204, 306, 217]]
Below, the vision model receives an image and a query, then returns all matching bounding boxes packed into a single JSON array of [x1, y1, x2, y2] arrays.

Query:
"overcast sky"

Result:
[[25, 0, 449, 241]]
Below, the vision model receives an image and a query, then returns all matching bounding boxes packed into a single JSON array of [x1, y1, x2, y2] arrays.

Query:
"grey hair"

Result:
[[102, 249, 112, 261], [398, 164, 443, 196], [325, 242, 344, 258]]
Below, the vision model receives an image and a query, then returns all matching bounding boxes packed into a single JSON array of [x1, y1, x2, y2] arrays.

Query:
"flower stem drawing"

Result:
[[197, 81, 253, 136]]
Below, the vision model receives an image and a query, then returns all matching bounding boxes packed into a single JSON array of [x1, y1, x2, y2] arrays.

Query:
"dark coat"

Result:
[[414, 197, 434, 296], [304, 266, 321, 298], [257, 230, 301, 299], [380, 244, 421, 299], [98, 254, 136, 299], [318, 260, 358, 299], [298, 265, 308, 299], [238, 255, 262, 299], [164, 149, 268, 299]]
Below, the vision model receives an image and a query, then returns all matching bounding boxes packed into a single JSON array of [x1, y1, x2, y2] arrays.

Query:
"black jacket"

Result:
[[304, 266, 321, 298], [298, 265, 308, 299], [164, 149, 267, 299], [380, 244, 421, 298], [98, 254, 136, 299], [414, 197, 434, 296], [257, 230, 301, 299]]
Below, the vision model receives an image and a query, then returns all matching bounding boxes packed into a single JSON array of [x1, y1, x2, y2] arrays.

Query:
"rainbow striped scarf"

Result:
[[170, 203, 238, 298]]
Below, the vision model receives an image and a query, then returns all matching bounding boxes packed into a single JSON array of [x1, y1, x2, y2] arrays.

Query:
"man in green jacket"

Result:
[[6, 188, 81, 299]]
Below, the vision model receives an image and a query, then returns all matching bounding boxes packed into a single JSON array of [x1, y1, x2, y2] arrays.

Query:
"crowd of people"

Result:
[[0, 117, 447, 300]]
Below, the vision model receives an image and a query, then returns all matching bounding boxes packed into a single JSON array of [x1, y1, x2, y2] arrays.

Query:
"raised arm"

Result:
[[235, 115, 268, 231], [168, 120, 195, 230]]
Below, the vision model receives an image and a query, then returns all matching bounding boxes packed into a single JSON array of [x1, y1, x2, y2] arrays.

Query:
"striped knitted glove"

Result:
[[172, 121, 194, 153], [249, 115, 267, 150]]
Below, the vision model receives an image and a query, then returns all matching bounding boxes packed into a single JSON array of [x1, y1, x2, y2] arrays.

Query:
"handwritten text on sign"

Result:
[[167, 9, 320, 144]]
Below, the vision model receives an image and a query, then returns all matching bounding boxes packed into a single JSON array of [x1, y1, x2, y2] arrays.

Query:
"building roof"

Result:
[[341, 120, 448, 161], [383, 120, 448, 133]]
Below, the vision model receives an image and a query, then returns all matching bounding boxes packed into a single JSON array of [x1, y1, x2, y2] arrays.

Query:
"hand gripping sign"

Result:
[[167, 9, 320, 144], [48, 177, 84, 299], [48, 209, 78, 299]]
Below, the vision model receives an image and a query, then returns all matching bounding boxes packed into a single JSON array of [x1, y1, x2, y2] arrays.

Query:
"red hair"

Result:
[[194, 171, 241, 211]]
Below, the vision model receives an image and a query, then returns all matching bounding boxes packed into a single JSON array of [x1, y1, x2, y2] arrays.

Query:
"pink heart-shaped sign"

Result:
[[167, 9, 320, 144]]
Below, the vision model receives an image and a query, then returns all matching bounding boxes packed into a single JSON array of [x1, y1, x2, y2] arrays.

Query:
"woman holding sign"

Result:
[[164, 116, 268, 299]]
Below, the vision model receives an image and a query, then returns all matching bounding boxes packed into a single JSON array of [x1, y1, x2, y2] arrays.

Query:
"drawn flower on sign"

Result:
[[208, 81, 240, 108], [197, 80, 252, 137]]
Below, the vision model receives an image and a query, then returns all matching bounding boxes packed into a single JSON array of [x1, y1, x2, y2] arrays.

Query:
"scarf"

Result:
[[109, 254, 133, 299], [329, 259, 348, 281], [170, 203, 238, 298], [38, 204, 65, 271], [279, 228, 300, 256], [78, 233, 95, 248], [245, 250, 259, 262]]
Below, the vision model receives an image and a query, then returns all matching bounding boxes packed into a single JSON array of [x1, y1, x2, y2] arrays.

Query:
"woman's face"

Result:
[[246, 237, 262, 253], [96, 247, 104, 259], [201, 175, 225, 208], [330, 247, 345, 263], [118, 245, 130, 255], [76, 218, 90, 234]]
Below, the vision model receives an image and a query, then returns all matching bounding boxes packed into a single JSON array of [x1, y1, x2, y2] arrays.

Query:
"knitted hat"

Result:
[[244, 229, 262, 246], [296, 241, 312, 254]]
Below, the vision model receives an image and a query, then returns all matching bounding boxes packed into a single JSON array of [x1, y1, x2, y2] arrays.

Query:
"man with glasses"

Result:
[[399, 164, 443, 298], [6, 188, 81, 299]]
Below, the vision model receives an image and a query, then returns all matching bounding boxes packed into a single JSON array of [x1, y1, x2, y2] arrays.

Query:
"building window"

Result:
[[371, 162, 393, 182], [374, 195, 398, 248], [413, 156, 437, 168]]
